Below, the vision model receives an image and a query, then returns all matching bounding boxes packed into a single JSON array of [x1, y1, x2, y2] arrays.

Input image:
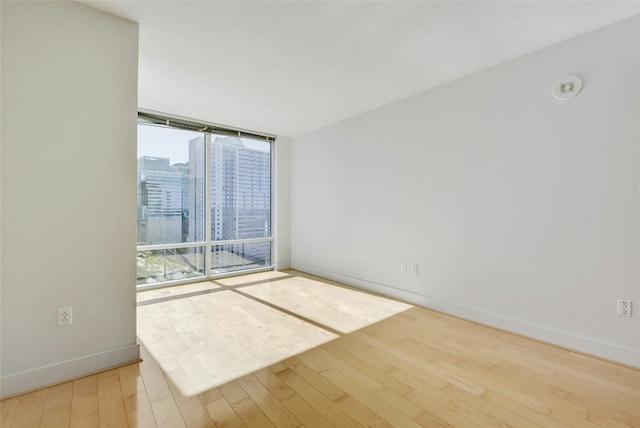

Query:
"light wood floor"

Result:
[[2, 270, 639, 427]]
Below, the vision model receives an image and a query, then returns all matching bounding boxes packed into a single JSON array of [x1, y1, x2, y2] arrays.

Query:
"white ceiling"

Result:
[[82, 1, 639, 137]]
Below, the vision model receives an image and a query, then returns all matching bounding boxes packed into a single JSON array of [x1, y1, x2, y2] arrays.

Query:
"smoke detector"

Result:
[[553, 75, 583, 101]]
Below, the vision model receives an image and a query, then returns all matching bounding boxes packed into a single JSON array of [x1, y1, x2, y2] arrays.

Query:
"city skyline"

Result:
[[137, 128, 272, 284], [138, 124, 270, 165]]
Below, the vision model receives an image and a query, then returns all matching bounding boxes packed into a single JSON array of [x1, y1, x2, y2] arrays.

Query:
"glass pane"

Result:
[[137, 124, 204, 245], [137, 247, 205, 285], [211, 242, 271, 275], [211, 135, 271, 241]]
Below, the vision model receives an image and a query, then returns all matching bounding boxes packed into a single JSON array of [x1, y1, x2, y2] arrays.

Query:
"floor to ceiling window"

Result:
[[136, 112, 273, 288]]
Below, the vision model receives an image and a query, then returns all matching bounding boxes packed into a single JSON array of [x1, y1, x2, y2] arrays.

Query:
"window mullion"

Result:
[[204, 132, 212, 277], [136, 112, 273, 289]]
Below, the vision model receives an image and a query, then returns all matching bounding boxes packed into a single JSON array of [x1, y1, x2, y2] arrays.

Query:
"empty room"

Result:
[[1, 1, 639, 427]]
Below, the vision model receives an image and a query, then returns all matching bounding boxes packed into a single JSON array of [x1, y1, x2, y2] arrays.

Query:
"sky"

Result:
[[137, 124, 270, 164]]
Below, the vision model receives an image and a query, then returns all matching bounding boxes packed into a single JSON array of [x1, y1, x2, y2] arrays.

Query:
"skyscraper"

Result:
[[236, 143, 271, 263], [138, 135, 270, 273], [188, 135, 271, 268], [137, 156, 184, 244], [189, 137, 206, 243], [172, 162, 194, 242]]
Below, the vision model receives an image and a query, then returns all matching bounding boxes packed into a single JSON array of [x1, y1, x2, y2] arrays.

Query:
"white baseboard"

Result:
[[1, 343, 140, 398], [293, 263, 640, 368]]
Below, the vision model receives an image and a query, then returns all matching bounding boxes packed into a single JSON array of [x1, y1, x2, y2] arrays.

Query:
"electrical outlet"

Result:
[[58, 307, 73, 326], [400, 262, 407, 272], [617, 300, 632, 317], [411, 264, 419, 275]]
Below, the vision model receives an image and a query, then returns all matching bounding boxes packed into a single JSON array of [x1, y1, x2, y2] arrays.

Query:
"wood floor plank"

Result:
[[374, 387, 423, 419], [445, 397, 517, 428], [313, 348, 384, 393], [549, 406, 603, 428], [443, 383, 540, 428], [280, 393, 332, 428], [295, 350, 331, 372], [283, 356, 346, 401], [353, 330, 486, 394], [457, 362, 553, 416], [231, 397, 275, 428], [139, 345, 174, 403], [236, 374, 301, 428], [198, 387, 223, 406], [334, 394, 395, 428], [165, 368, 216, 428], [70, 375, 99, 428], [44, 382, 73, 410], [501, 370, 597, 425], [219, 381, 249, 406], [481, 389, 573, 428], [253, 367, 296, 401], [326, 342, 412, 396], [1, 396, 21, 427], [501, 342, 640, 407], [10, 388, 47, 428], [205, 396, 246, 428], [276, 367, 364, 428], [39, 382, 73, 428], [552, 370, 640, 415], [119, 364, 146, 398], [322, 367, 423, 428], [123, 393, 158, 428], [587, 409, 639, 428], [40, 403, 71, 428], [177, 398, 217, 428], [443, 338, 521, 371], [414, 410, 454, 427], [405, 389, 482, 427], [565, 390, 640, 427], [511, 365, 640, 420], [150, 394, 187, 428], [97, 370, 129, 428], [333, 335, 395, 372], [4, 270, 639, 428]]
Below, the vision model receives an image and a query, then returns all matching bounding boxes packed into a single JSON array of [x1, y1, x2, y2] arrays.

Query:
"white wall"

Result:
[[292, 16, 639, 366], [1, 1, 139, 396]]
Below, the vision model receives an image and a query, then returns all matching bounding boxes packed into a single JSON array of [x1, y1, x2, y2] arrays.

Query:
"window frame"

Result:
[[136, 110, 275, 290]]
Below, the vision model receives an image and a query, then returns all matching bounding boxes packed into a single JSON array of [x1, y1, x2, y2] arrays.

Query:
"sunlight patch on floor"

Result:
[[241, 276, 414, 333], [137, 289, 338, 396], [214, 270, 291, 286], [136, 271, 414, 397], [136, 280, 221, 303]]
